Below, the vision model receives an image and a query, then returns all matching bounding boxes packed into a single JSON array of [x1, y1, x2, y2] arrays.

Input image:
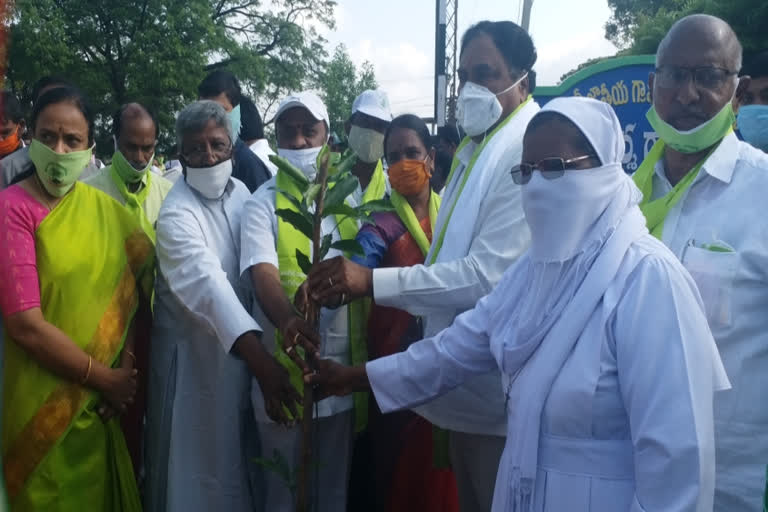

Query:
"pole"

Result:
[[434, 0, 447, 128], [521, 0, 534, 32]]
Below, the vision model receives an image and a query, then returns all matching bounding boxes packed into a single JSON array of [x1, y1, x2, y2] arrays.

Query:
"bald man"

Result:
[[86, 103, 173, 242], [632, 15, 768, 511]]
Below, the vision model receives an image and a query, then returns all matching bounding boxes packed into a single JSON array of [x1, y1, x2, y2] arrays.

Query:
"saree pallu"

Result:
[[366, 214, 459, 512], [2, 183, 153, 511]]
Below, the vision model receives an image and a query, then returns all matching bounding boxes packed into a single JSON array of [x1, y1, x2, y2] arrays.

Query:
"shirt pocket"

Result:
[[682, 244, 739, 330]]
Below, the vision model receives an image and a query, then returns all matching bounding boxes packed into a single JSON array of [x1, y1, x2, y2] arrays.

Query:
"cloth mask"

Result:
[[737, 104, 768, 152], [348, 125, 385, 163], [646, 97, 736, 154], [0, 129, 20, 158], [388, 158, 431, 196], [186, 158, 233, 199], [456, 73, 528, 137], [229, 104, 242, 140], [277, 146, 323, 180], [112, 150, 153, 184], [522, 163, 627, 262], [29, 139, 93, 197]]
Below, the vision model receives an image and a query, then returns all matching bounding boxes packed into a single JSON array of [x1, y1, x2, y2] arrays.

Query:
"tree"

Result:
[[606, 0, 768, 55], [7, 0, 337, 154], [316, 44, 378, 139]]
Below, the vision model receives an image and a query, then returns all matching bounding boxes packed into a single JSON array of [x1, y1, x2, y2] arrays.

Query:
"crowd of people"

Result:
[[0, 12, 767, 512]]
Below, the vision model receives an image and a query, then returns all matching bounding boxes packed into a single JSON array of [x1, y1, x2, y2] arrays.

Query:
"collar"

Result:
[[655, 131, 739, 186], [456, 139, 477, 167]]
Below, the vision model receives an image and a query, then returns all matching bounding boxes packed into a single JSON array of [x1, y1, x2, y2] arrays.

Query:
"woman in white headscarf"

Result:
[[306, 96, 729, 511]]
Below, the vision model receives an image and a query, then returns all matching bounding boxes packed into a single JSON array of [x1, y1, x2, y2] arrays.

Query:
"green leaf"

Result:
[[304, 184, 322, 206], [330, 239, 365, 256], [274, 188, 309, 215], [360, 199, 396, 213], [270, 155, 310, 192], [359, 214, 376, 225], [322, 203, 357, 218], [275, 209, 314, 239], [296, 249, 312, 275], [334, 153, 357, 175], [319, 234, 333, 260], [324, 174, 360, 209]]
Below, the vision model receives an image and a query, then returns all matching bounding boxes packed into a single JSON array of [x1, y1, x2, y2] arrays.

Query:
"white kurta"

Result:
[[145, 177, 262, 512], [650, 133, 768, 511], [367, 235, 726, 511]]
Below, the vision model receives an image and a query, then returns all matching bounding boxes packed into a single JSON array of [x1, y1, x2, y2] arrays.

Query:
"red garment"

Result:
[[366, 214, 460, 512]]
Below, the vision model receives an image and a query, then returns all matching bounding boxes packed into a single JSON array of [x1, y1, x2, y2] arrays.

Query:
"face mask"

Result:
[[229, 104, 242, 140], [277, 146, 324, 180], [388, 158, 431, 196], [646, 100, 735, 154], [0, 129, 20, 158], [29, 139, 93, 197], [348, 125, 385, 163], [112, 149, 153, 184], [737, 104, 768, 152], [522, 164, 623, 262], [456, 72, 528, 137], [186, 158, 233, 199]]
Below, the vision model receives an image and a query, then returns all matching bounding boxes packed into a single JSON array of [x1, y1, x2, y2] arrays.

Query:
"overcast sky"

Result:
[[322, 0, 618, 116]]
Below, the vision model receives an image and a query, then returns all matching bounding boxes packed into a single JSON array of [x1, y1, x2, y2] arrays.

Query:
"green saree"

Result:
[[2, 183, 153, 511]]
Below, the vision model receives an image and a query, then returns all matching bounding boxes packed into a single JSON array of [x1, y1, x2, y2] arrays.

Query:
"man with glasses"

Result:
[[145, 100, 299, 512], [632, 14, 768, 511]]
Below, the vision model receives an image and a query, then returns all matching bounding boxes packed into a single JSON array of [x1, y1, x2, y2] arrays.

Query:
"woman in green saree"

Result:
[[0, 86, 153, 511]]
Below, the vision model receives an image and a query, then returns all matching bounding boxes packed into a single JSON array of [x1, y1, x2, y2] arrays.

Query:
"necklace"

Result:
[[33, 173, 57, 211]]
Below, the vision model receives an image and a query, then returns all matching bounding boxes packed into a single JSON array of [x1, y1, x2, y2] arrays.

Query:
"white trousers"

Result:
[[258, 410, 353, 511]]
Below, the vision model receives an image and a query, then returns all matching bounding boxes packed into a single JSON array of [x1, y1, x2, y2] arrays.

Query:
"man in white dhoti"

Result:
[[307, 96, 729, 512], [144, 100, 300, 512], [633, 15, 768, 511]]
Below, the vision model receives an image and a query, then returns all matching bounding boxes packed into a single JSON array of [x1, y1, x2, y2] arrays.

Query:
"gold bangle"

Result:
[[126, 351, 136, 364], [81, 356, 92, 385]]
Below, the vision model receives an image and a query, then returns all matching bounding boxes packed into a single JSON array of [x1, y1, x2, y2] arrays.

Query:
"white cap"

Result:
[[275, 91, 330, 128], [351, 89, 392, 122]]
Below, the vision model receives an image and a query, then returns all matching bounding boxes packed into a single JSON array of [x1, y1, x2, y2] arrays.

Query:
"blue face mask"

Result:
[[229, 104, 242, 140], [737, 104, 768, 152]]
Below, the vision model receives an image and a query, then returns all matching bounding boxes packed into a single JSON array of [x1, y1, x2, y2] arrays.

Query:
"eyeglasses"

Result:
[[510, 155, 597, 185], [182, 140, 232, 167], [654, 66, 737, 91]]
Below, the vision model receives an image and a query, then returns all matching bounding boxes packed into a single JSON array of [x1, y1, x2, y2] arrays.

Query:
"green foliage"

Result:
[[253, 450, 297, 497], [315, 44, 378, 139], [606, 0, 768, 56], [8, 0, 337, 155], [330, 239, 364, 256]]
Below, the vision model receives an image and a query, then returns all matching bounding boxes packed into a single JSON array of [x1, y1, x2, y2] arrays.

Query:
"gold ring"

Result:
[[286, 345, 295, 355], [339, 293, 346, 306], [329, 277, 334, 287], [293, 332, 300, 345]]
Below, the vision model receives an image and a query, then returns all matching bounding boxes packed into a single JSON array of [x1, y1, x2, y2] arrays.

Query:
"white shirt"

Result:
[[146, 177, 261, 512], [368, 235, 725, 512], [249, 139, 278, 176], [240, 175, 354, 422], [651, 132, 768, 511], [372, 133, 532, 436]]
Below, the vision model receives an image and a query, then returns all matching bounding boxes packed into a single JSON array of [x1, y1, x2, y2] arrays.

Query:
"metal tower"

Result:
[[434, 0, 458, 128]]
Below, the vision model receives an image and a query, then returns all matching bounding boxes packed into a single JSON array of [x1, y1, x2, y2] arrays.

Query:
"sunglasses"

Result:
[[510, 154, 598, 185]]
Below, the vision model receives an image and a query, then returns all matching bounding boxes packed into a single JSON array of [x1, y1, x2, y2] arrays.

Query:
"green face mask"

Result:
[[29, 139, 93, 197], [112, 149, 153, 184], [646, 101, 736, 154]]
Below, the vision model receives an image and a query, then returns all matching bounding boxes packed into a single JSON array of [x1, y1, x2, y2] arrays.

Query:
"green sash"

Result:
[[109, 165, 156, 243], [430, 95, 533, 264], [390, 190, 441, 256], [633, 134, 726, 239], [361, 160, 386, 204], [275, 170, 359, 420], [2, 183, 153, 510]]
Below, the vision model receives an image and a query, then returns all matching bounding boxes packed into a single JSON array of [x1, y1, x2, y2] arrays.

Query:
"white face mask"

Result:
[[185, 159, 233, 199], [348, 125, 385, 163], [456, 72, 528, 137], [278, 146, 323, 180], [522, 164, 623, 262]]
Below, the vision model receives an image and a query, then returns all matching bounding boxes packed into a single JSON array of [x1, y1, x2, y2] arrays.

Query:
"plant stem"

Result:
[[296, 151, 331, 512]]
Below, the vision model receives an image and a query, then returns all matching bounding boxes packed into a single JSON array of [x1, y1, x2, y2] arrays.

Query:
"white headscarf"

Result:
[[490, 97, 649, 510]]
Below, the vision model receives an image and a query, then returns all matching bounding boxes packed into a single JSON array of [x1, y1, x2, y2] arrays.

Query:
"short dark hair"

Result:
[[31, 75, 73, 102], [239, 96, 264, 141], [384, 114, 432, 156], [112, 103, 159, 140], [742, 51, 768, 80], [460, 20, 538, 92], [32, 86, 95, 146], [524, 111, 599, 164], [0, 91, 24, 124], [437, 122, 461, 147], [198, 70, 242, 107]]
